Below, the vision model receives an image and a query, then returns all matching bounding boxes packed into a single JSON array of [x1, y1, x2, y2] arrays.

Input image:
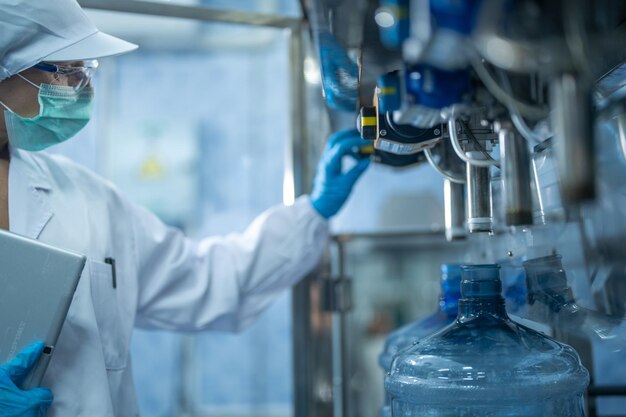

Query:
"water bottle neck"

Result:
[[458, 264, 506, 321], [458, 296, 507, 321]]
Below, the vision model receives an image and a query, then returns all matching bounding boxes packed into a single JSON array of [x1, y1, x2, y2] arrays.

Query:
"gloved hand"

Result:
[[0, 342, 53, 417], [311, 129, 371, 219]]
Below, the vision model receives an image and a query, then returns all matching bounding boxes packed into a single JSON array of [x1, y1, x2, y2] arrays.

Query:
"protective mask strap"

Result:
[[0, 73, 41, 113], [0, 98, 10, 112], [16, 73, 41, 90]]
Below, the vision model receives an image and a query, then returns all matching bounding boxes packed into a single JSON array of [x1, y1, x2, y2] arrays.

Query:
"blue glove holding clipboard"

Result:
[[0, 342, 53, 416]]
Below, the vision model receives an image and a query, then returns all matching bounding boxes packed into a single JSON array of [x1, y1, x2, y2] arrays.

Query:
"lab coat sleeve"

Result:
[[132, 196, 329, 332]]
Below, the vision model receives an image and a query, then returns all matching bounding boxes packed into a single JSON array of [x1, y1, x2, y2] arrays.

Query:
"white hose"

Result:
[[470, 55, 549, 121], [494, 68, 546, 145], [510, 110, 543, 145], [448, 118, 499, 168], [424, 147, 466, 184]]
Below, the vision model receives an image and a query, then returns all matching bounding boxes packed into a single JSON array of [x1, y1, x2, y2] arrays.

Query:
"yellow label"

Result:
[[361, 116, 377, 127], [378, 86, 397, 96]]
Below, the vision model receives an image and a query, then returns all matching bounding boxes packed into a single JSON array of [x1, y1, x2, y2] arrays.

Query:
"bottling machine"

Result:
[[294, 1, 626, 416]]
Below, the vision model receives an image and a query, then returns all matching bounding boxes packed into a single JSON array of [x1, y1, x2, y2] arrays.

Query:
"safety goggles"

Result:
[[32, 59, 99, 91]]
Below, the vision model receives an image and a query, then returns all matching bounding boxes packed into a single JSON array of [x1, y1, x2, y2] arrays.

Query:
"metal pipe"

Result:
[[530, 156, 546, 225], [499, 125, 534, 225], [618, 113, 626, 161], [466, 152, 493, 233], [283, 25, 307, 206], [331, 240, 350, 417], [549, 74, 595, 204], [444, 179, 467, 241], [78, 0, 301, 29], [288, 26, 318, 417]]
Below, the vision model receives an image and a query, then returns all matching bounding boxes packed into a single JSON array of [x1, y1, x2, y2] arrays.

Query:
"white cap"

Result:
[[0, 0, 138, 80]]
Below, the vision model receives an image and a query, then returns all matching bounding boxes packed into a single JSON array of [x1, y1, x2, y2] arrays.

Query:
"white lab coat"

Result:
[[7, 147, 329, 417]]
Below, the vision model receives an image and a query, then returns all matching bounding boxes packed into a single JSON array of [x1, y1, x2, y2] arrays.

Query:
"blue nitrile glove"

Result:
[[311, 129, 371, 218], [0, 342, 53, 417]]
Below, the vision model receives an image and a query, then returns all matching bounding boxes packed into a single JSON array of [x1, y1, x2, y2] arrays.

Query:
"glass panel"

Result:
[[192, 293, 294, 416], [336, 235, 470, 417], [50, 12, 295, 417]]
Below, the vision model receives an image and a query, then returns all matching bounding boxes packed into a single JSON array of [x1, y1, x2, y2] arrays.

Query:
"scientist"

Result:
[[0, 0, 370, 416]]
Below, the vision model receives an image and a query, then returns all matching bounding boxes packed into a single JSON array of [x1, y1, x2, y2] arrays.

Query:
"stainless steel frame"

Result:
[[78, 0, 300, 28]]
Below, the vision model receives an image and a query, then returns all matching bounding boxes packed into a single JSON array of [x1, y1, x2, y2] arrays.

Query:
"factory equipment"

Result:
[[299, 0, 626, 416]]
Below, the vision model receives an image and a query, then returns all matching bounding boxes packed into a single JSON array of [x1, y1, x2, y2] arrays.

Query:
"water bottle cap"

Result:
[[440, 263, 462, 294], [461, 264, 502, 297]]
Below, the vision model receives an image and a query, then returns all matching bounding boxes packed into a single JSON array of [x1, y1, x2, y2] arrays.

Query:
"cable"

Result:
[[424, 147, 466, 184], [448, 117, 500, 168], [459, 120, 497, 162], [510, 111, 543, 145], [470, 55, 549, 121], [495, 68, 546, 145]]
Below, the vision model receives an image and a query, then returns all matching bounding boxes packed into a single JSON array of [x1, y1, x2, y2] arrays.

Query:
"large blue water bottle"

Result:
[[378, 264, 462, 417], [385, 264, 589, 416]]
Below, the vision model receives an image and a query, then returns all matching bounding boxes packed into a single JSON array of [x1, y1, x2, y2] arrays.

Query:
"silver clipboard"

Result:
[[0, 229, 86, 389]]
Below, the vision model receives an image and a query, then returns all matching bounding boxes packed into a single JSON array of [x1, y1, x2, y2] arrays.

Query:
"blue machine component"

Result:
[[377, 0, 410, 50], [390, 0, 478, 122], [377, 71, 402, 113], [429, 0, 481, 35], [317, 32, 359, 112], [385, 264, 589, 416], [405, 65, 470, 109]]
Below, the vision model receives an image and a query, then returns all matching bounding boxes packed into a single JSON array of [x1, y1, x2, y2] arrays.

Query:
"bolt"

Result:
[[434, 129, 441, 136], [380, 129, 387, 136], [507, 251, 513, 257]]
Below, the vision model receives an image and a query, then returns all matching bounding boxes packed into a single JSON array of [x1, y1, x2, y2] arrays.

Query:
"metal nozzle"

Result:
[[444, 179, 466, 241], [499, 125, 533, 226], [549, 74, 595, 204], [466, 152, 493, 233]]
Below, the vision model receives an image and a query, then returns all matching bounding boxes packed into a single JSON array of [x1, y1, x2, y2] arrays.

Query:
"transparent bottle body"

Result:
[[523, 254, 626, 349], [385, 265, 589, 417], [378, 264, 462, 417], [379, 311, 457, 417]]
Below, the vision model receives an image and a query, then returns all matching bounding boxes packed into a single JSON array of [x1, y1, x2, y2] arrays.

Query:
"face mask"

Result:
[[0, 75, 94, 151]]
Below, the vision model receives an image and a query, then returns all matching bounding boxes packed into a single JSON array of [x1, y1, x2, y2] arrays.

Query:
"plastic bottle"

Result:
[[378, 264, 462, 417], [523, 254, 625, 348], [385, 264, 589, 416], [499, 255, 528, 316]]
